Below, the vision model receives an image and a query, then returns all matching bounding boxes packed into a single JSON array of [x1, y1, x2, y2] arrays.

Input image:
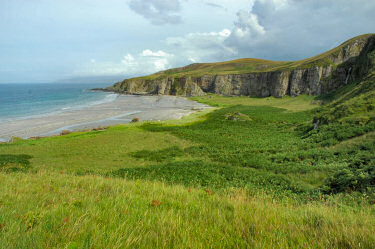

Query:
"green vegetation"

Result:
[[2, 39, 375, 248], [302, 47, 375, 194], [0, 154, 32, 172], [1, 172, 375, 249], [191, 94, 317, 111], [1, 88, 375, 247]]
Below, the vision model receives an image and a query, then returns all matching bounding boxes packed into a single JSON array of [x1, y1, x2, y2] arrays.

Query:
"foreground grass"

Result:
[[1, 171, 374, 249]]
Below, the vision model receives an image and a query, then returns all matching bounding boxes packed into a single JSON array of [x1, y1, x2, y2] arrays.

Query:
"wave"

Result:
[[60, 93, 118, 111]]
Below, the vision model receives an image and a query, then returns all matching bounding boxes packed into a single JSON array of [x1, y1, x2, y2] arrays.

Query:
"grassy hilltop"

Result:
[[126, 34, 374, 80], [1, 34, 375, 248], [109, 34, 375, 98]]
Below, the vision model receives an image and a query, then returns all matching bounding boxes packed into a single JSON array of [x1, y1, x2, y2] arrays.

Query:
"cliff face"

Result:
[[111, 77, 206, 96], [108, 34, 375, 97]]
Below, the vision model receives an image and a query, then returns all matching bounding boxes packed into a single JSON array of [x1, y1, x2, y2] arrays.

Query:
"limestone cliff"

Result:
[[107, 34, 375, 97]]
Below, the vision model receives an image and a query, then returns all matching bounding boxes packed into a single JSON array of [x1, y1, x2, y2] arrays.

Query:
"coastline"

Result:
[[0, 95, 211, 143], [91, 87, 155, 96]]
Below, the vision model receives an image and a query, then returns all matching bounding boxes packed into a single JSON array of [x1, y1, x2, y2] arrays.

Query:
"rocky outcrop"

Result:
[[109, 77, 206, 96], [108, 34, 375, 97]]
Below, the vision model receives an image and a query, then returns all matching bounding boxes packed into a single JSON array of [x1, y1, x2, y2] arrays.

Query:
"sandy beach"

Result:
[[0, 95, 211, 142]]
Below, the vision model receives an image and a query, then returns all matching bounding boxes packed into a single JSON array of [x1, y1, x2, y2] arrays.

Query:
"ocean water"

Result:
[[0, 83, 116, 122]]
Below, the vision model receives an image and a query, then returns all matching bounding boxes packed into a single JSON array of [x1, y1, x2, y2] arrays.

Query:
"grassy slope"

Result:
[[300, 48, 375, 194], [126, 34, 374, 80], [1, 172, 374, 249], [1, 95, 375, 248]]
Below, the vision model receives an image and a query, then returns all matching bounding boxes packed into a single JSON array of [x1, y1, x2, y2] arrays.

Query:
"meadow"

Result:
[[1, 93, 375, 248]]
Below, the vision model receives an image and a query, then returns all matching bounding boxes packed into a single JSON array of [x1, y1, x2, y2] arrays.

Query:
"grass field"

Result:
[[1, 171, 374, 249], [1, 94, 375, 248]]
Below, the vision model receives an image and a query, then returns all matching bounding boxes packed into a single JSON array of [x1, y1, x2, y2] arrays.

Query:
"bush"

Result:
[[111, 160, 309, 194], [61, 130, 72, 135], [324, 166, 375, 193], [323, 141, 375, 193], [224, 112, 252, 121], [0, 154, 32, 172], [130, 146, 184, 162]]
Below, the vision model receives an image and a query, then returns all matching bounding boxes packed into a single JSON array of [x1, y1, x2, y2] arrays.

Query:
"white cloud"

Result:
[[224, 0, 375, 60], [231, 10, 265, 39], [72, 0, 375, 78], [219, 29, 231, 37], [139, 49, 172, 71], [129, 0, 182, 25], [149, 0, 375, 70], [121, 54, 135, 64], [166, 28, 235, 63], [74, 50, 173, 76], [141, 49, 170, 57], [153, 58, 169, 71]]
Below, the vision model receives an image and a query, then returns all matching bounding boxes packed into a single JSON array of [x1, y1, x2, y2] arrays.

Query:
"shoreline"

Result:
[[0, 93, 119, 124], [91, 88, 157, 96], [0, 95, 211, 143]]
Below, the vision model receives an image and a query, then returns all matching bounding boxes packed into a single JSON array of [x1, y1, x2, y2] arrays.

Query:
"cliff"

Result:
[[107, 34, 375, 97]]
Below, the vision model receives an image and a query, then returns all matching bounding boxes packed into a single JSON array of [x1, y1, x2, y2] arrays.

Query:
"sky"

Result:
[[0, 0, 374, 83]]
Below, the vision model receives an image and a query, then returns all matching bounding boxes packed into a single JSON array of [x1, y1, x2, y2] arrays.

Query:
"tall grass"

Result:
[[0, 171, 374, 249]]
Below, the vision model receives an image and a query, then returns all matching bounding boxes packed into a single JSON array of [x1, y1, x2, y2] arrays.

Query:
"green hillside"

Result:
[[130, 34, 374, 80]]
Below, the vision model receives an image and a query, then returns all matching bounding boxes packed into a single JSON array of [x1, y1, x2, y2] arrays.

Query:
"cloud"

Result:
[[166, 29, 235, 63], [223, 0, 375, 60], [205, 2, 225, 10], [78, 29, 235, 77], [231, 10, 265, 39], [72, 0, 375, 79], [141, 49, 170, 57], [129, 0, 182, 25], [150, 0, 375, 70], [74, 50, 173, 76]]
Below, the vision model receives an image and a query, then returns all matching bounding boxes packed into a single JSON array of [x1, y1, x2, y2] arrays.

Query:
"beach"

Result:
[[0, 95, 211, 142]]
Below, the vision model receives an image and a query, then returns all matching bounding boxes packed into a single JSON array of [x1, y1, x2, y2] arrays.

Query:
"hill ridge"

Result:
[[107, 34, 375, 98]]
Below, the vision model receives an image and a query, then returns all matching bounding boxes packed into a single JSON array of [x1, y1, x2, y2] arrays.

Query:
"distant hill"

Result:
[[107, 34, 375, 98]]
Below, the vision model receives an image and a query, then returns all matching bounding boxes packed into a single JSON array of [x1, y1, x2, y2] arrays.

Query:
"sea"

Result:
[[0, 83, 117, 123]]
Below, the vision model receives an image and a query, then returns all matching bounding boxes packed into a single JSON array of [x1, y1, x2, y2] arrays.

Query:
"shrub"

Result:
[[224, 112, 251, 121], [324, 166, 375, 193], [92, 126, 107, 131], [323, 142, 375, 193], [0, 154, 32, 172], [130, 146, 184, 162], [61, 130, 72, 135]]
